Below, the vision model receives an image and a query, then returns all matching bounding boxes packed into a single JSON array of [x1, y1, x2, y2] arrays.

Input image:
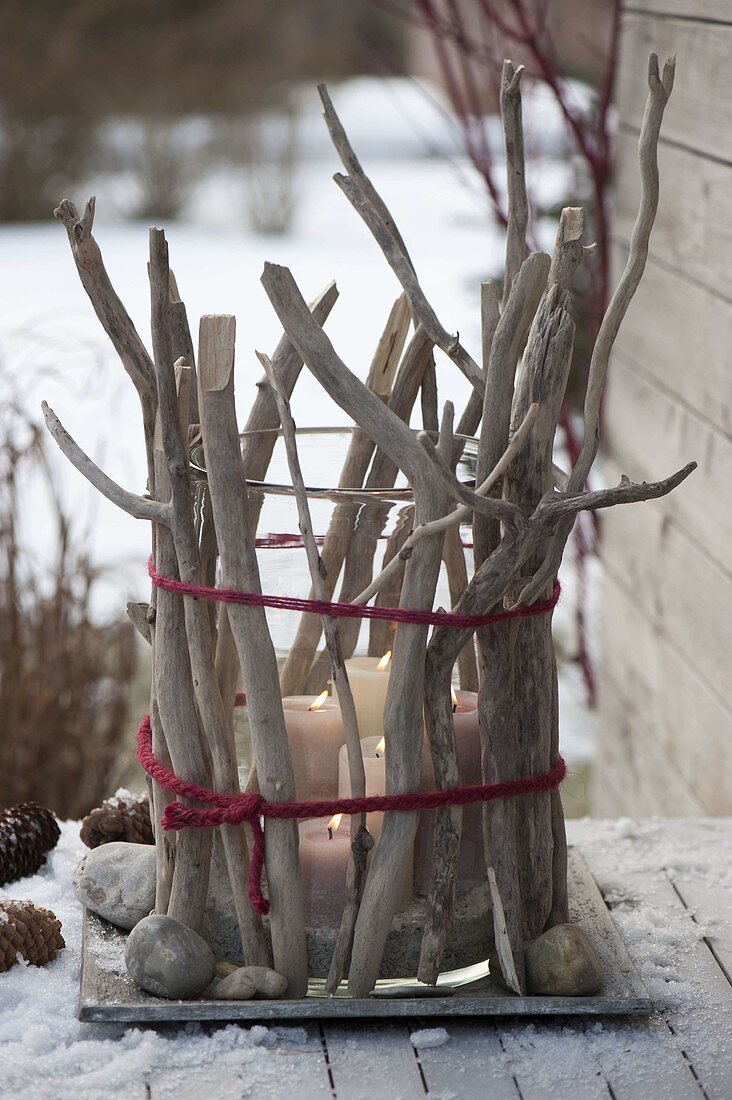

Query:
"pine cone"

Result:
[[0, 900, 65, 972], [0, 804, 61, 887], [80, 795, 154, 849]]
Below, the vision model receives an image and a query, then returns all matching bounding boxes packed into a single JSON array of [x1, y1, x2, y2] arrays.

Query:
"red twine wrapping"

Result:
[[148, 558, 559, 631], [141, 551, 563, 916], [137, 714, 565, 916]]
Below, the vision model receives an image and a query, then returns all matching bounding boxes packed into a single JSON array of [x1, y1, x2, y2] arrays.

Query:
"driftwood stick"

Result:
[[473, 251, 550, 566], [279, 294, 411, 695], [197, 314, 307, 995], [519, 54, 677, 607], [572, 53, 675, 492], [149, 232, 270, 971], [334, 173, 484, 394], [318, 84, 414, 271], [241, 281, 339, 482], [442, 525, 478, 692], [126, 601, 152, 645], [348, 404, 455, 995], [54, 197, 158, 488], [368, 506, 413, 657], [41, 404, 169, 523], [500, 60, 528, 306], [479, 213, 583, 992], [168, 269, 198, 421], [319, 82, 482, 393], [421, 356, 439, 433], [149, 371, 212, 929], [413, 407, 537, 982], [536, 464, 697, 520], [455, 280, 500, 442], [257, 351, 373, 995], [261, 264, 429, 484]]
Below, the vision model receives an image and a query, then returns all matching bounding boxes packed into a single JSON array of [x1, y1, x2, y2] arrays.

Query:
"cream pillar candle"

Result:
[[282, 693, 344, 800], [344, 651, 391, 740], [338, 735, 413, 910], [338, 734, 386, 838], [298, 814, 350, 927]]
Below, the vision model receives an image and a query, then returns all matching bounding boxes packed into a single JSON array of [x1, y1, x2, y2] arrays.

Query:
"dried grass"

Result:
[[0, 395, 136, 818]]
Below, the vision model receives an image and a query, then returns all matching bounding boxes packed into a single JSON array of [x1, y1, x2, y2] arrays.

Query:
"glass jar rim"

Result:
[[189, 424, 479, 505]]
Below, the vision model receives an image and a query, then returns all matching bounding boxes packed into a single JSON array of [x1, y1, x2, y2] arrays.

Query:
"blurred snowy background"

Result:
[[0, 1, 617, 814]]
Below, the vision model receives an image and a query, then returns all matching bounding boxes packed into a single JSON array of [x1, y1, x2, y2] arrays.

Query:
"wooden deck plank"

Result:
[[672, 870, 732, 985], [148, 1025, 333, 1100], [599, 870, 732, 1099], [322, 1022, 424, 1100], [412, 1021, 519, 1100], [495, 1020, 612, 1100]]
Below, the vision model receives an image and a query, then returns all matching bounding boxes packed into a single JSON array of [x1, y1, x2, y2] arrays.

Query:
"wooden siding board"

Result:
[[622, 3, 732, 23], [604, 353, 732, 580], [617, 12, 732, 161], [599, 562, 732, 813], [614, 130, 732, 300], [610, 240, 732, 439]]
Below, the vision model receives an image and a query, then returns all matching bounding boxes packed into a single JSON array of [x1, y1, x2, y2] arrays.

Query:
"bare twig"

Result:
[[197, 313, 307, 993], [334, 174, 484, 394], [149, 232, 270, 973], [257, 351, 374, 995], [500, 60, 528, 305], [54, 197, 158, 487], [517, 53, 677, 607], [41, 403, 170, 523]]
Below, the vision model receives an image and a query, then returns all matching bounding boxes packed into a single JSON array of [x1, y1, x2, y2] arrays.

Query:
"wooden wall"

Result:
[[595, 2, 732, 815]]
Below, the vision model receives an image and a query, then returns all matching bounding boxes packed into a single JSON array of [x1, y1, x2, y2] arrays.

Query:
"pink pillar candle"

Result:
[[298, 814, 350, 927], [282, 694, 344, 800], [338, 735, 414, 910]]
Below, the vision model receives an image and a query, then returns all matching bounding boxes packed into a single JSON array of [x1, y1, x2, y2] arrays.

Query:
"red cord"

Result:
[[148, 558, 559, 632]]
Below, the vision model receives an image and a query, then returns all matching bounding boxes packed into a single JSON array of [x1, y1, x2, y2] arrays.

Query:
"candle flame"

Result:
[[308, 690, 329, 712], [375, 737, 386, 755], [327, 813, 343, 834], [451, 687, 458, 712], [376, 650, 392, 672]]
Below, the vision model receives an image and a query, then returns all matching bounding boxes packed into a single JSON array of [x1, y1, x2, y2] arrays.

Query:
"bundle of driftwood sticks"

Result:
[[44, 53, 692, 999]]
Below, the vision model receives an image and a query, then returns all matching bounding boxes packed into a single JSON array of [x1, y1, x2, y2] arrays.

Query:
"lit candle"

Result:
[[415, 689, 485, 891], [338, 735, 386, 838], [344, 650, 391, 740], [282, 692, 344, 799], [338, 735, 413, 910], [298, 814, 350, 926]]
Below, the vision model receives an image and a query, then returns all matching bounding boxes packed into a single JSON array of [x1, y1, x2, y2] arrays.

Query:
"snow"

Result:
[[1, 819, 730, 1097], [411, 1027, 450, 1049]]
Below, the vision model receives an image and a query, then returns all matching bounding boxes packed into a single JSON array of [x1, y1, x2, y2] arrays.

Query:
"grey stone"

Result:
[[125, 914, 215, 999], [208, 965, 288, 1001], [525, 923, 603, 996], [73, 842, 155, 931]]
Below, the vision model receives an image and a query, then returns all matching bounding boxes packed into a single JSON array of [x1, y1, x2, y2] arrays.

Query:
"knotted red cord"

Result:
[[148, 558, 559, 631], [137, 714, 565, 916]]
